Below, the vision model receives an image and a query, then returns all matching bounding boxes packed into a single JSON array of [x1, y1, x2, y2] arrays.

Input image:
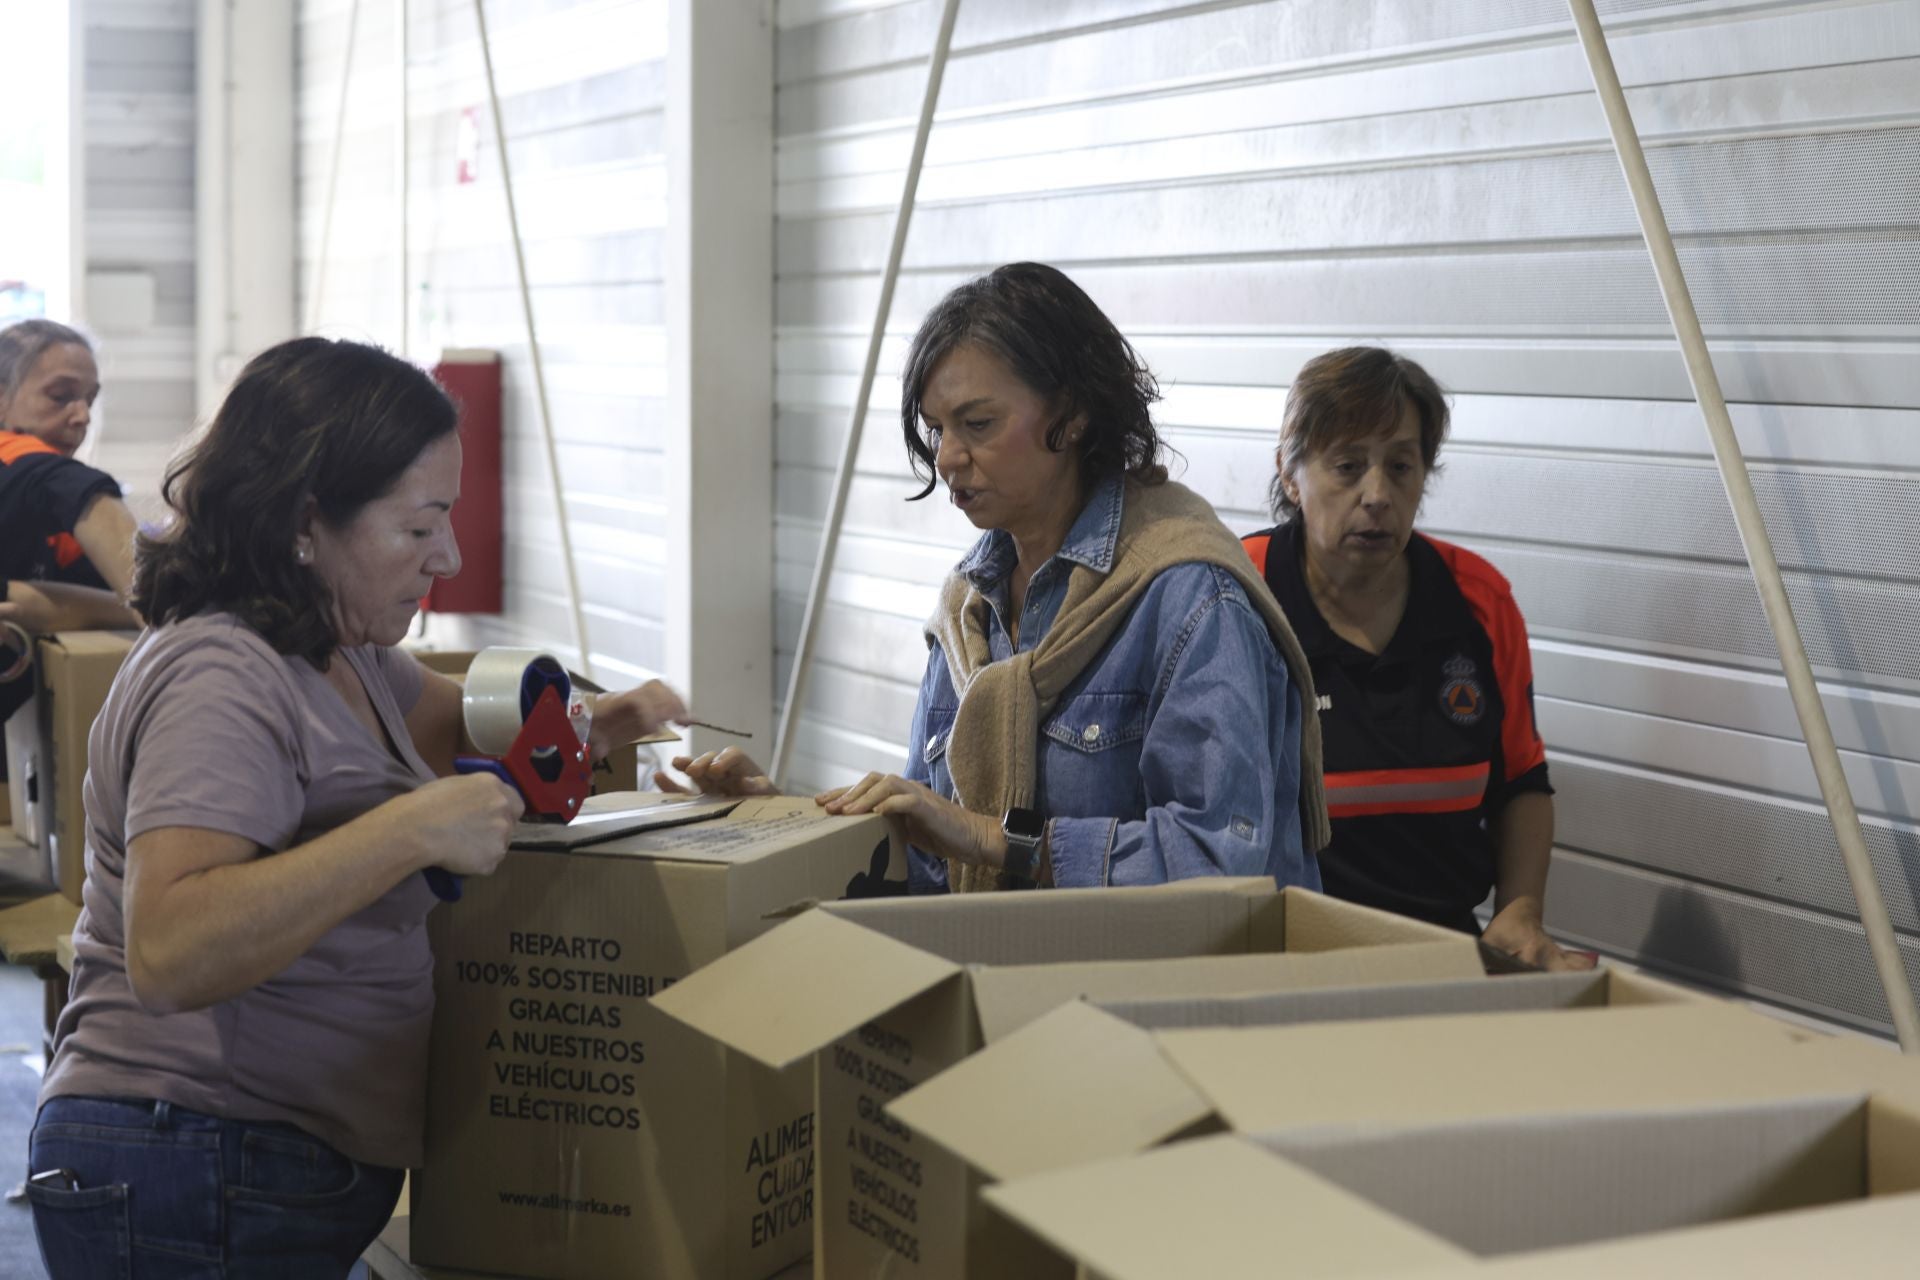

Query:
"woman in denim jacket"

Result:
[[675, 263, 1328, 892]]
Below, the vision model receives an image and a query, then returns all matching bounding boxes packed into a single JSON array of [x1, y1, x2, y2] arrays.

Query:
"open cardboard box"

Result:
[[410, 792, 906, 1280], [981, 1075, 1920, 1280], [654, 882, 1488, 1279], [888, 966, 1723, 1188]]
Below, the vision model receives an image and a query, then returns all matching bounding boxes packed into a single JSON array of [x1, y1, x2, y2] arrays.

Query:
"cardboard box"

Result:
[[889, 966, 1717, 1185], [654, 883, 1487, 1279], [410, 792, 907, 1280], [404, 647, 640, 792], [983, 1080, 1920, 1280], [1, 632, 135, 901]]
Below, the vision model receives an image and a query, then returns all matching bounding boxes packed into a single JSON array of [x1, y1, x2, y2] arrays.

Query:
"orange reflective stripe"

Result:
[[1325, 761, 1490, 819], [0, 432, 60, 464]]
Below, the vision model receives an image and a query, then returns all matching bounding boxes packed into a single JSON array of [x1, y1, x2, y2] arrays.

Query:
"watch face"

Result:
[[1002, 807, 1045, 840]]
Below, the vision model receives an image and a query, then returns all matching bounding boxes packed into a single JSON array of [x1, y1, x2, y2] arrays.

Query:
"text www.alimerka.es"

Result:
[[498, 1190, 634, 1218]]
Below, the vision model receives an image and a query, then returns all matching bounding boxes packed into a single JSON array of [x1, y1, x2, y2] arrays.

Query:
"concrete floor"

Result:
[[0, 962, 46, 1279]]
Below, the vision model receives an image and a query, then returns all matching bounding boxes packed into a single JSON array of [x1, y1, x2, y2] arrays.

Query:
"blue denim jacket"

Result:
[[904, 475, 1317, 894]]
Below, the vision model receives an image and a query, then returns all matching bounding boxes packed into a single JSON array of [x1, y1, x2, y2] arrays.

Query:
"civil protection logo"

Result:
[[1440, 654, 1485, 726]]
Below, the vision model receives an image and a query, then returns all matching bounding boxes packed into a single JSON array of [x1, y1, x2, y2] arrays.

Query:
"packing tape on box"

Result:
[[1, 622, 31, 684], [462, 647, 573, 754]]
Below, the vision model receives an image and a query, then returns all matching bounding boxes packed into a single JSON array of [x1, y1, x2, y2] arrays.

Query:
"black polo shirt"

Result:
[[0, 431, 119, 589], [1245, 521, 1552, 933]]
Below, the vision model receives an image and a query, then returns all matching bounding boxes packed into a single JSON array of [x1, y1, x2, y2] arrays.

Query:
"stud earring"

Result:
[[295, 546, 312, 565]]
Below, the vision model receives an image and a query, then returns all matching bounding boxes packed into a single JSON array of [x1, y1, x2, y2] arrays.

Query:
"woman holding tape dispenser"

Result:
[[27, 338, 694, 1277]]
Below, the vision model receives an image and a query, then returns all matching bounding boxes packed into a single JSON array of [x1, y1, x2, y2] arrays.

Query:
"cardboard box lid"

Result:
[[891, 967, 1606, 1182], [1390, 1191, 1920, 1278], [818, 876, 1279, 966], [1157, 1003, 1801, 1133], [978, 1133, 1470, 1280], [565, 794, 878, 867], [964, 938, 1484, 1044], [1095, 967, 1609, 1033], [890, 1001, 1212, 1182], [655, 878, 1282, 1070], [651, 906, 962, 1068], [1253, 1093, 1871, 1258], [1279, 888, 1470, 950]]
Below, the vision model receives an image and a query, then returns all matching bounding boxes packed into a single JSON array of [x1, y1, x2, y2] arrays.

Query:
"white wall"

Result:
[[296, 0, 675, 687], [79, 0, 199, 517], [771, 0, 1920, 1034]]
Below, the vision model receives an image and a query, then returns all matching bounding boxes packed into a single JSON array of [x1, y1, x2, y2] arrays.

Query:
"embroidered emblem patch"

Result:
[[1440, 655, 1486, 726]]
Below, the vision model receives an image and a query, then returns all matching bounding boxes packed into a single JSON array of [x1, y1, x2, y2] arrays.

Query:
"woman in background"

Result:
[[0, 320, 139, 727], [673, 262, 1329, 894], [1242, 346, 1589, 969]]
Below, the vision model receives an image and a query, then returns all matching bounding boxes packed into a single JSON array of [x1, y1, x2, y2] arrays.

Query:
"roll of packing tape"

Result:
[[462, 647, 572, 754], [1, 621, 31, 685]]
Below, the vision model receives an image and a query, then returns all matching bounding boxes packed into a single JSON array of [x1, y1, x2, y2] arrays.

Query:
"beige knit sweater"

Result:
[[926, 477, 1331, 893]]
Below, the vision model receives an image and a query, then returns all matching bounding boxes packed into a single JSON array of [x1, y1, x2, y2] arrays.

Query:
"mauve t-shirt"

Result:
[[40, 612, 441, 1168]]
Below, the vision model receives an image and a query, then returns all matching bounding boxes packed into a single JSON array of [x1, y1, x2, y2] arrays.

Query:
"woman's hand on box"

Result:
[[657, 747, 779, 798], [819, 773, 1005, 869]]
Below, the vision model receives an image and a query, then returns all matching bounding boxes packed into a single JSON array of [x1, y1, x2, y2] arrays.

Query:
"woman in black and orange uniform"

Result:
[[1243, 347, 1590, 970], [1, 321, 140, 717]]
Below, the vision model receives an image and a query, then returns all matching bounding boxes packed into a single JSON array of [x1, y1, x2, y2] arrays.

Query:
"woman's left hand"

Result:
[[1482, 899, 1598, 972], [586, 680, 690, 763], [820, 773, 1006, 869]]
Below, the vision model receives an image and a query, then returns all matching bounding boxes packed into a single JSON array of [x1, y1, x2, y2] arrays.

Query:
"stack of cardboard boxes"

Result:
[[417, 813, 1920, 1280]]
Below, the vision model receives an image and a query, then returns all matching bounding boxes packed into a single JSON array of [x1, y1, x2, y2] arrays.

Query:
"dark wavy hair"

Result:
[[900, 262, 1166, 500], [132, 338, 457, 663], [1270, 346, 1449, 523]]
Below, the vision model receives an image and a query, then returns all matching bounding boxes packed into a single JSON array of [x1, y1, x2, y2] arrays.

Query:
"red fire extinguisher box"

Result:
[[428, 349, 504, 615]]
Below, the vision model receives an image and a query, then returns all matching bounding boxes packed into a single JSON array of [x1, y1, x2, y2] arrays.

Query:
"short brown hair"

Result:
[[901, 262, 1167, 500], [1269, 347, 1449, 522]]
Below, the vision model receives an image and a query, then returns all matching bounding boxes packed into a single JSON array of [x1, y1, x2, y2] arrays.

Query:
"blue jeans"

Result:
[[28, 1096, 404, 1279]]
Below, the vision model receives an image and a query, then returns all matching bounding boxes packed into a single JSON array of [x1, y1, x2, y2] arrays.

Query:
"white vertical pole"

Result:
[[472, 0, 593, 678], [197, 1, 296, 418], [395, 0, 410, 356], [307, 0, 361, 333], [1566, 0, 1920, 1052], [666, 0, 774, 753], [771, 0, 964, 784]]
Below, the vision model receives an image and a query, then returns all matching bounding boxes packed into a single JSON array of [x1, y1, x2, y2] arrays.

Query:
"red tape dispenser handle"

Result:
[[433, 653, 593, 902]]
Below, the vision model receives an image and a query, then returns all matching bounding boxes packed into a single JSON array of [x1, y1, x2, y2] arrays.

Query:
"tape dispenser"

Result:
[[427, 647, 594, 902]]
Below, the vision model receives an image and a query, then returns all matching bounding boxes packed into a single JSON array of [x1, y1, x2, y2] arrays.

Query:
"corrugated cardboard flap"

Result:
[[1253, 1094, 1868, 1258], [1282, 889, 1469, 951], [1387, 1190, 1920, 1279], [650, 908, 961, 1069], [1158, 1003, 1801, 1133], [820, 876, 1278, 966], [1094, 968, 1608, 1033], [43, 630, 138, 659], [965, 940, 1485, 1045], [979, 1133, 1470, 1280], [888, 1002, 1212, 1182]]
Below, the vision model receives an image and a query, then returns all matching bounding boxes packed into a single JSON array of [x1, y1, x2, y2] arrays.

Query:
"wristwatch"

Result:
[[1002, 807, 1045, 881]]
